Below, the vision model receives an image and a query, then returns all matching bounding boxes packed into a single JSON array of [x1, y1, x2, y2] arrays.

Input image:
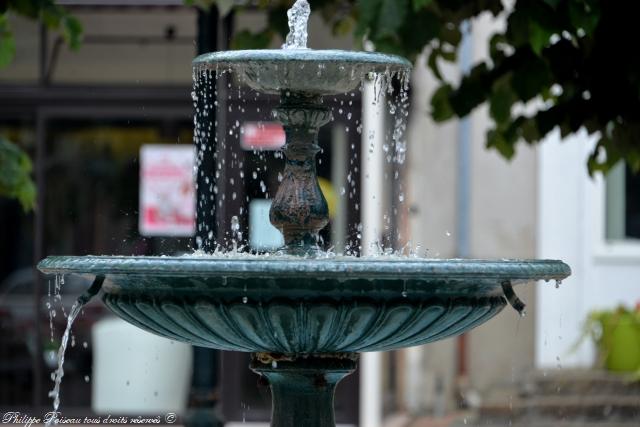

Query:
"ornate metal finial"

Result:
[[269, 92, 332, 254]]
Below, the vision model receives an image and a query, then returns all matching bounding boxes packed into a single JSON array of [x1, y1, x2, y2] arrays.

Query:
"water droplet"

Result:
[[242, 296, 248, 304], [84, 375, 90, 383]]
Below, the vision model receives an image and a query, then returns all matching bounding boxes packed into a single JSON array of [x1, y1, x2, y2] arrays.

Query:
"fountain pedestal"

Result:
[[270, 93, 332, 254], [251, 353, 357, 427]]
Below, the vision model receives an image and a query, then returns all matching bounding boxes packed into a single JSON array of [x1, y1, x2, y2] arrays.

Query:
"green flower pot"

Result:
[[600, 312, 640, 372]]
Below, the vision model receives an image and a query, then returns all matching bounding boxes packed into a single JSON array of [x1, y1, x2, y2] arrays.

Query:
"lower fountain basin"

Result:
[[193, 49, 411, 95], [38, 256, 569, 354]]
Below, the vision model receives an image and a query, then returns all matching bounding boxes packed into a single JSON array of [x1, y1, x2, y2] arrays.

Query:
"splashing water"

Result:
[[46, 276, 104, 426], [230, 215, 244, 252], [283, 0, 310, 49]]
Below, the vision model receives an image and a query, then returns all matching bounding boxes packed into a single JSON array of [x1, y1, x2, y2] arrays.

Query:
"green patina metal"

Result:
[[192, 49, 411, 95], [250, 354, 358, 427], [39, 256, 571, 353], [38, 48, 571, 427]]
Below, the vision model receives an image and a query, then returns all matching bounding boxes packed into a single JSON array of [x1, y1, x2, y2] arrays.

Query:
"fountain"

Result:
[[38, 1, 570, 426]]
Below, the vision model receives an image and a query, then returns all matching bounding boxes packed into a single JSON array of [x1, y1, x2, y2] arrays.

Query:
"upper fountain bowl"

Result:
[[193, 49, 412, 95]]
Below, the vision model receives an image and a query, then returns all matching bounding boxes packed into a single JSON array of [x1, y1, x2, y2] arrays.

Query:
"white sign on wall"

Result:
[[139, 144, 196, 237]]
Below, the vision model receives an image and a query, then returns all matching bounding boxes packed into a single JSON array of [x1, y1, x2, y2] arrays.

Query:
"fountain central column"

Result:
[[269, 92, 333, 254], [251, 354, 357, 427]]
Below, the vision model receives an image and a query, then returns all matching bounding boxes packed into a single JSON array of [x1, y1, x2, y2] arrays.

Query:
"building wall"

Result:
[[404, 49, 459, 414], [536, 130, 640, 368], [404, 10, 539, 412], [466, 12, 537, 393], [2, 9, 197, 84], [2, 6, 354, 85]]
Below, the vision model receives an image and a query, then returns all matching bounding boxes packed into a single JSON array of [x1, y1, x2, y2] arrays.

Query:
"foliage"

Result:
[[1, 0, 83, 209], [0, 137, 36, 211], [0, 0, 83, 68], [198, 0, 640, 175]]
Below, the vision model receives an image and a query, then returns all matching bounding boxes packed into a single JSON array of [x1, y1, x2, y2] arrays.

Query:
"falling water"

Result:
[[47, 301, 83, 425], [191, 64, 412, 255], [283, 0, 311, 49], [46, 276, 104, 426]]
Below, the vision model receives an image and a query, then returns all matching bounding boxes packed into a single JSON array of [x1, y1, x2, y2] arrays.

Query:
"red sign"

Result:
[[139, 144, 195, 237], [241, 122, 286, 151]]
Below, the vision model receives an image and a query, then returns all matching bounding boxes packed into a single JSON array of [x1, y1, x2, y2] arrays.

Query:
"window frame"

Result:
[[592, 169, 640, 261]]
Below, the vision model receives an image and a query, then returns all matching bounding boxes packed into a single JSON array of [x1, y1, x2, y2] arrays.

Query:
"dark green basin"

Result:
[[193, 49, 411, 95], [38, 256, 570, 354]]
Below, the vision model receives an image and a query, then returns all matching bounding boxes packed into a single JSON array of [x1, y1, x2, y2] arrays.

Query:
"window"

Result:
[[605, 162, 640, 240]]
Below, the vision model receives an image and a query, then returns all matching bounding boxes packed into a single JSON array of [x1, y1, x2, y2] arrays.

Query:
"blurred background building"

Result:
[[0, 2, 638, 427]]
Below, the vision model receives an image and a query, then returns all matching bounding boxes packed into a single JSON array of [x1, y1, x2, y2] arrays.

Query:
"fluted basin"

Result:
[[38, 256, 570, 354]]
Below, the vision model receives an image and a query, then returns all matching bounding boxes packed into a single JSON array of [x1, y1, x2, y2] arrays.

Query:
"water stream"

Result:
[[283, 0, 310, 49], [46, 275, 104, 426]]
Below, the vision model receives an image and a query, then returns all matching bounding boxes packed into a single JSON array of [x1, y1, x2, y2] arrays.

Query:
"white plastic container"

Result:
[[91, 316, 193, 415]]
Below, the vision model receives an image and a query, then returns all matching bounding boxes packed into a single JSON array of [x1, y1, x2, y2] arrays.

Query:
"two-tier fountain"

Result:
[[38, 2, 570, 426]]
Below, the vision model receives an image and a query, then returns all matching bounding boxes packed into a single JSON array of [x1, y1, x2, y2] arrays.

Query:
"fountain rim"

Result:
[[192, 49, 412, 71], [38, 256, 570, 282]]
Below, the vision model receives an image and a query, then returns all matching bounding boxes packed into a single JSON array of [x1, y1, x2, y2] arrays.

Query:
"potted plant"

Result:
[[581, 304, 640, 373]]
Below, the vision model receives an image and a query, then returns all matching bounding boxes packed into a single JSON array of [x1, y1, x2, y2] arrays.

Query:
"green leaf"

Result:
[[431, 84, 454, 122], [397, 8, 440, 59], [511, 55, 552, 102], [569, 0, 600, 35], [440, 24, 462, 47], [62, 15, 83, 50], [231, 29, 272, 50], [0, 14, 15, 67], [489, 75, 516, 124], [427, 47, 443, 80], [587, 137, 619, 176], [529, 20, 553, 55], [449, 63, 492, 117], [376, 0, 408, 38], [0, 137, 36, 211], [440, 48, 456, 62], [356, 0, 382, 37], [520, 117, 540, 143], [486, 128, 516, 159], [506, 8, 530, 47], [412, 0, 432, 12]]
